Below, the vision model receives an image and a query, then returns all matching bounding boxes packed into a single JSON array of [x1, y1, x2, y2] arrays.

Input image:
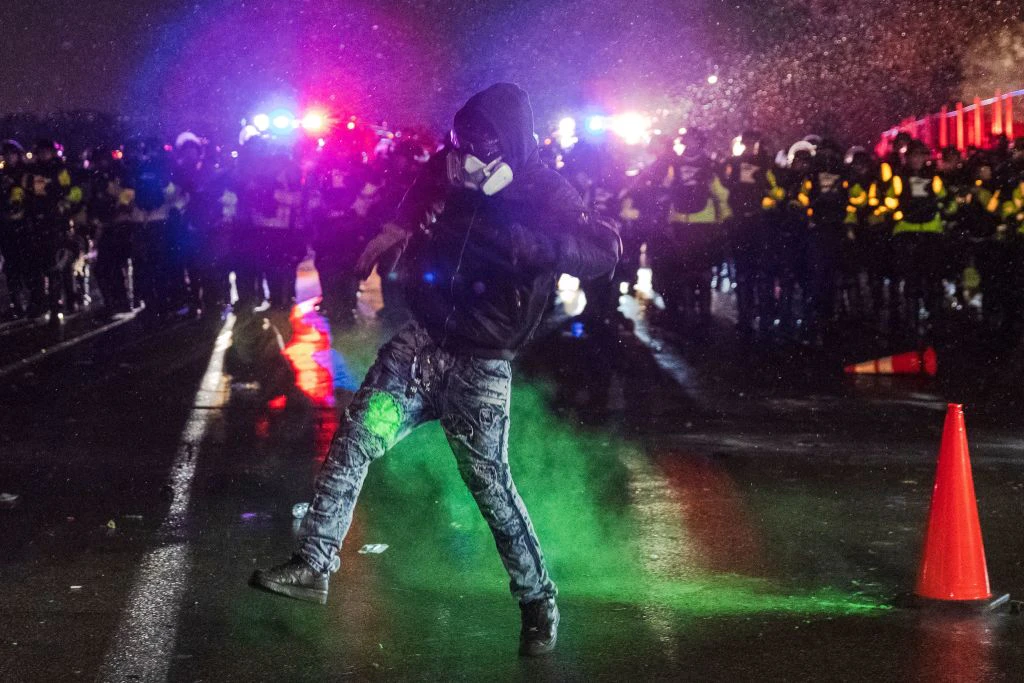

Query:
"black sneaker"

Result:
[[519, 597, 559, 656], [250, 556, 329, 604]]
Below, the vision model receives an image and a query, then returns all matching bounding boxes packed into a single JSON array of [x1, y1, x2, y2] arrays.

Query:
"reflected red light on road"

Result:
[[655, 451, 765, 576], [281, 299, 340, 463], [282, 300, 335, 407], [913, 615, 995, 683]]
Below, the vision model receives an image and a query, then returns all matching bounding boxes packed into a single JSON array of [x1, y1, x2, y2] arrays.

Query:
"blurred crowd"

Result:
[[3, 123, 1024, 351]]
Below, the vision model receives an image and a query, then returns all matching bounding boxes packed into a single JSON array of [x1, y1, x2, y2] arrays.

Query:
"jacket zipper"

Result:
[[440, 202, 479, 348]]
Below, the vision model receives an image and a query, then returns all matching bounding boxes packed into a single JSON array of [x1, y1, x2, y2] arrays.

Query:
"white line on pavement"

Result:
[[97, 314, 235, 682]]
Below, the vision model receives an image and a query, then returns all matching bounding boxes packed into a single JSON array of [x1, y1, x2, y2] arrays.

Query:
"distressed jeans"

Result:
[[297, 321, 557, 604]]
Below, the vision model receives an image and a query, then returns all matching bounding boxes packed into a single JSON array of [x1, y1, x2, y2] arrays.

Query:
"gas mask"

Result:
[[446, 150, 513, 196], [447, 121, 513, 196]]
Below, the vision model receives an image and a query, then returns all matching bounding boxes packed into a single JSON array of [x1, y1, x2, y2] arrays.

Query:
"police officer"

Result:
[[1, 140, 30, 318], [650, 128, 730, 337], [960, 155, 1008, 334], [799, 139, 851, 343], [237, 142, 303, 312], [25, 139, 82, 322], [312, 151, 367, 324], [886, 140, 952, 336], [723, 131, 777, 337], [561, 139, 627, 338], [997, 168, 1024, 342], [124, 139, 177, 320], [171, 132, 220, 316], [90, 147, 134, 314], [768, 140, 814, 338]]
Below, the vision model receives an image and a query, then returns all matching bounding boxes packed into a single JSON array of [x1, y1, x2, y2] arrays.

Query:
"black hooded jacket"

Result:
[[391, 83, 620, 360]]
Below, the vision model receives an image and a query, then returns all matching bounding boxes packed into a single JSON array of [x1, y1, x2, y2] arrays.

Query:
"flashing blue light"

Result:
[[571, 321, 585, 338], [586, 116, 607, 133], [423, 271, 437, 284], [269, 109, 295, 131]]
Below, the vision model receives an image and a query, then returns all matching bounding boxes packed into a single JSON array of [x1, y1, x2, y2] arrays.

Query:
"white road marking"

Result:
[[97, 314, 234, 682]]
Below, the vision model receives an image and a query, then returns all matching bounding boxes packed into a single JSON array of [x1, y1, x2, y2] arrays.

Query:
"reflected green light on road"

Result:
[[358, 382, 888, 618]]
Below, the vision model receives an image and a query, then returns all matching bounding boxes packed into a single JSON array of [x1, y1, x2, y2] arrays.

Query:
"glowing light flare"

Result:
[[268, 109, 296, 132], [635, 266, 654, 298], [586, 116, 607, 133], [557, 273, 587, 316], [301, 110, 328, 133], [707, 74, 719, 85], [610, 112, 653, 146], [252, 113, 270, 132], [557, 273, 581, 293], [556, 117, 578, 148], [731, 136, 746, 157], [239, 125, 260, 146]]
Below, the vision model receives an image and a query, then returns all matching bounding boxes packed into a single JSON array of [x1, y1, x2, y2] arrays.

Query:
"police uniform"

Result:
[[650, 150, 731, 333], [800, 151, 851, 339], [25, 149, 81, 319], [1, 151, 30, 316], [724, 145, 777, 335], [886, 152, 952, 331]]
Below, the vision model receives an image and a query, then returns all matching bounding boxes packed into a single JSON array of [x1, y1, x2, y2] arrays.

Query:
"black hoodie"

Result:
[[394, 83, 619, 360]]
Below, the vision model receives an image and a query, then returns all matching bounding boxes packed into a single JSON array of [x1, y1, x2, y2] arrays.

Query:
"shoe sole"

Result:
[[249, 572, 328, 605]]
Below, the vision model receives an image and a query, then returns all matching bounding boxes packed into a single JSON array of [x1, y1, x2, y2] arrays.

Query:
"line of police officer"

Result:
[[0, 131, 429, 327], [609, 130, 1024, 346]]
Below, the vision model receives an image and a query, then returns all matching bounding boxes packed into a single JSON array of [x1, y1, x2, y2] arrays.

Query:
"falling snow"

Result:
[[1, 1, 1022, 146]]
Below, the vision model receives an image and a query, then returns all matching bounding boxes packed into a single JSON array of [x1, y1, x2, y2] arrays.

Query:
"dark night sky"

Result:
[[2, 1, 1022, 146], [0, 0, 707, 130], [0, 1, 170, 112]]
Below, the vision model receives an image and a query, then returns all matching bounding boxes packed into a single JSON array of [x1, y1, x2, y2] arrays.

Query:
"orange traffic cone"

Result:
[[911, 404, 1008, 610], [844, 347, 937, 376]]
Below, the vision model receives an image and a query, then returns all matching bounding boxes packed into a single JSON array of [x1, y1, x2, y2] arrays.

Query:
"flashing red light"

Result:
[[112, 150, 124, 160]]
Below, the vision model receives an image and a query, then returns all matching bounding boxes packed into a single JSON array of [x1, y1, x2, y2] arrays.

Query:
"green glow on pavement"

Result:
[[354, 380, 889, 618]]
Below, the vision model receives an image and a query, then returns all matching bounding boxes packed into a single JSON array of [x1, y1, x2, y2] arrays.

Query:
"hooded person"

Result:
[[250, 83, 620, 657]]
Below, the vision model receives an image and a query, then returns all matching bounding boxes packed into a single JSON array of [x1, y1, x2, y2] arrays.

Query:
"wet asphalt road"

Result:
[[3, 285, 1024, 682]]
